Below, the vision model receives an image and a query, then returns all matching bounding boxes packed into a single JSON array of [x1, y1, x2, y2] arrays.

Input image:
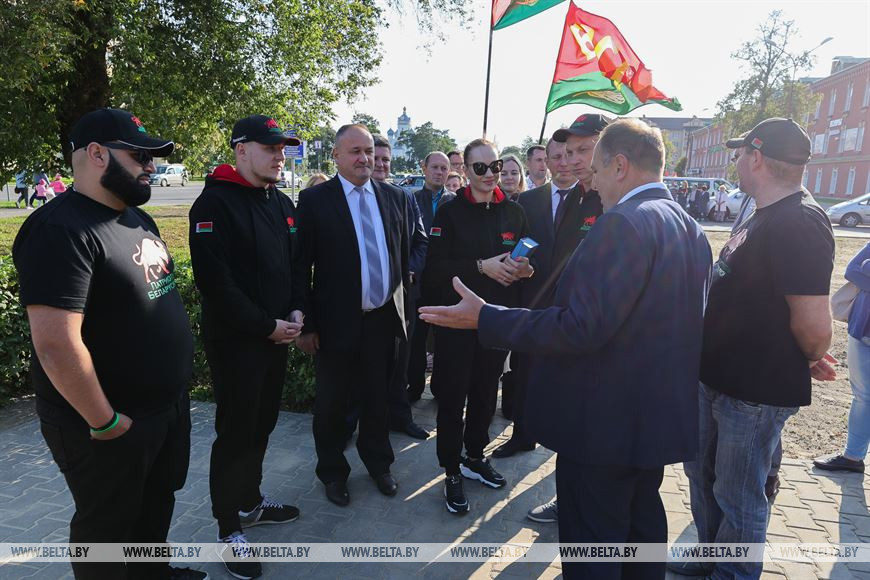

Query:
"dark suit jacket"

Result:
[[297, 175, 416, 352], [415, 187, 456, 234], [518, 182, 603, 308], [479, 187, 712, 468]]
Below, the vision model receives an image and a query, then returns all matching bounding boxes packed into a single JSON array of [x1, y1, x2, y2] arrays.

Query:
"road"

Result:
[[2, 187, 869, 238]]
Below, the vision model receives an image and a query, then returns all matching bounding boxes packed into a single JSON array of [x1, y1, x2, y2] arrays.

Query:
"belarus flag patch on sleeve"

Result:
[[195, 222, 213, 233], [430, 227, 442, 236]]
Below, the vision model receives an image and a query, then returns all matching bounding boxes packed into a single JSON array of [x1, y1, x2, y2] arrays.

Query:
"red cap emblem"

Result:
[[265, 118, 279, 129], [501, 232, 515, 241]]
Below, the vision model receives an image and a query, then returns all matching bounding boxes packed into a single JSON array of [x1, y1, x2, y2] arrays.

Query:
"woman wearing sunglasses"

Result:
[[421, 138, 533, 515]]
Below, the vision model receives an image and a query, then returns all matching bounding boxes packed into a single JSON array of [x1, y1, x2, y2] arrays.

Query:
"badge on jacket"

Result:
[[501, 232, 517, 246], [287, 217, 297, 233], [195, 222, 213, 233]]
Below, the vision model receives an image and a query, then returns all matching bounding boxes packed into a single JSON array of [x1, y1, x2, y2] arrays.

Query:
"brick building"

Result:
[[686, 123, 729, 179], [805, 57, 870, 198]]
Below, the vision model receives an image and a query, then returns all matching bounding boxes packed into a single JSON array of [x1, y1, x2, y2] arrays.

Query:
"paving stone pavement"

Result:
[[1, 394, 869, 579]]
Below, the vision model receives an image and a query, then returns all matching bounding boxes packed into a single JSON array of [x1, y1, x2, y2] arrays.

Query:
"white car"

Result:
[[276, 171, 300, 188], [825, 193, 870, 227]]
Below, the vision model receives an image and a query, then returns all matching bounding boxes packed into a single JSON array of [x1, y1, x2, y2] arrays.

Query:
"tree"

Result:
[[0, 0, 471, 181], [675, 157, 688, 176], [715, 10, 821, 136], [396, 121, 457, 166], [306, 125, 337, 174], [351, 113, 382, 136]]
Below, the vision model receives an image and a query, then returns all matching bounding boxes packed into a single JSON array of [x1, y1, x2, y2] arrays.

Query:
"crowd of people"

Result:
[[13, 170, 66, 208], [11, 106, 850, 580]]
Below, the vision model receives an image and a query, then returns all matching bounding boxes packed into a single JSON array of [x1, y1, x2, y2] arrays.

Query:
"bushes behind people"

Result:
[[0, 257, 316, 410]]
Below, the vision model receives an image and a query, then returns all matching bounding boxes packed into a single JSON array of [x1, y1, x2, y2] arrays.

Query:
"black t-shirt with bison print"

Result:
[[13, 189, 193, 426]]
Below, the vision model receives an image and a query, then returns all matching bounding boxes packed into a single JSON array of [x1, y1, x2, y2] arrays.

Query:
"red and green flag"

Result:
[[545, 4, 681, 114], [492, 0, 567, 30]]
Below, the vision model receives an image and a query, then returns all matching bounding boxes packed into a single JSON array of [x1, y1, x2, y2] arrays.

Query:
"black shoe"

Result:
[[325, 481, 350, 506], [169, 567, 209, 580], [813, 454, 865, 473], [239, 495, 299, 527], [666, 559, 713, 576], [402, 422, 429, 440], [492, 439, 535, 458], [372, 473, 398, 496], [765, 475, 781, 502], [445, 474, 470, 514], [460, 456, 506, 488], [407, 387, 423, 403], [217, 532, 261, 579]]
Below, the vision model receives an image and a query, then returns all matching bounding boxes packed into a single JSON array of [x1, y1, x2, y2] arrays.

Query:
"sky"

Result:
[[331, 0, 870, 150]]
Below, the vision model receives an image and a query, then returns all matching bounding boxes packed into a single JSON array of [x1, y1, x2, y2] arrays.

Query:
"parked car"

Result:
[[276, 170, 300, 188], [150, 164, 188, 187], [826, 193, 870, 227], [398, 174, 425, 193]]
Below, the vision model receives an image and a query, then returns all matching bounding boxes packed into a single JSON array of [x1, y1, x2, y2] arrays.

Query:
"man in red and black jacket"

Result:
[[189, 115, 305, 579]]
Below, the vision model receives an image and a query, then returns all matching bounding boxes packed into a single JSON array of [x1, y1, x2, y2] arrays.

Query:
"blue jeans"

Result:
[[684, 383, 797, 580], [845, 335, 870, 459]]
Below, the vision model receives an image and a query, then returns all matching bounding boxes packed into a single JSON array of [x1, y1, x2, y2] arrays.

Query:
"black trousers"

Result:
[[556, 456, 667, 580], [435, 328, 507, 474], [313, 304, 396, 483], [503, 352, 534, 446], [41, 394, 191, 580], [206, 338, 287, 532], [14, 186, 27, 204], [407, 313, 431, 400]]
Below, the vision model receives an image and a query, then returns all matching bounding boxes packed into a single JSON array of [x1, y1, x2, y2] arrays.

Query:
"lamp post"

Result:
[[787, 36, 833, 117]]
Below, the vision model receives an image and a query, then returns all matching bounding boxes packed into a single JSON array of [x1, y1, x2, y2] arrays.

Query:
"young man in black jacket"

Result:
[[189, 115, 305, 579]]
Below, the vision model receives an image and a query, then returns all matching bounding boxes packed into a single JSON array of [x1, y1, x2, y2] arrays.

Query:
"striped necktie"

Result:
[[355, 186, 385, 306]]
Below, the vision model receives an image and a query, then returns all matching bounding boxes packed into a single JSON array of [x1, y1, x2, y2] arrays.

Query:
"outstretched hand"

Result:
[[418, 277, 485, 329], [809, 352, 838, 381]]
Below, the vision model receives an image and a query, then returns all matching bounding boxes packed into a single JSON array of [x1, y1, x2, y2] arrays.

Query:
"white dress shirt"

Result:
[[617, 182, 668, 206], [337, 173, 391, 309], [551, 180, 579, 221]]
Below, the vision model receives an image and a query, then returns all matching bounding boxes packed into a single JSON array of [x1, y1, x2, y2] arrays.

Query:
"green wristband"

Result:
[[90, 412, 120, 434]]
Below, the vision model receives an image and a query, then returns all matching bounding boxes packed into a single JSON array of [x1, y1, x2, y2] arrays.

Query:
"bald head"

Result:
[[422, 151, 450, 191], [333, 124, 374, 186]]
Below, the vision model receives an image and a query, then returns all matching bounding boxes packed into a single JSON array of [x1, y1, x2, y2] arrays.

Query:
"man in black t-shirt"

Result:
[[679, 118, 835, 580], [12, 109, 203, 580]]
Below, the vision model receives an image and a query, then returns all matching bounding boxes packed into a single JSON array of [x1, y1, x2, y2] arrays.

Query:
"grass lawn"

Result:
[[0, 205, 191, 260]]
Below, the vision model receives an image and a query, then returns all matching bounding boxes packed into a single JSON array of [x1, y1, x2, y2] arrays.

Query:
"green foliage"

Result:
[[675, 157, 688, 176], [352, 113, 382, 136], [716, 10, 821, 134], [396, 121, 457, 166], [0, 259, 31, 402], [306, 125, 336, 174]]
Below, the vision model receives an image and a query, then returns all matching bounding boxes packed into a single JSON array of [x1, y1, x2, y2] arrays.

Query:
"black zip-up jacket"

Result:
[[422, 186, 530, 308], [189, 164, 305, 340]]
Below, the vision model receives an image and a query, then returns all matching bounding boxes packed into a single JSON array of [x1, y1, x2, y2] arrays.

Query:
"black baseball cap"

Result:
[[69, 108, 175, 157], [230, 115, 302, 148], [725, 117, 811, 165], [553, 113, 613, 142]]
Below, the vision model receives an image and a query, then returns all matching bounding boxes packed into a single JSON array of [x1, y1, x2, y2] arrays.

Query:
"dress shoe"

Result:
[[813, 454, 865, 473], [492, 439, 535, 458], [401, 422, 429, 440], [372, 473, 398, 496], [324, 481, 350, 506]]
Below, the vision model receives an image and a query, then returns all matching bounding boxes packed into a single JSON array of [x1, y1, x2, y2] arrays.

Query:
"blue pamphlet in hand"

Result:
[[510, 237, 539, 260]]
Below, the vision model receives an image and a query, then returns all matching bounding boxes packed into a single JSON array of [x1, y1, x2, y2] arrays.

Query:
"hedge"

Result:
[[0, 257, 317, 411]]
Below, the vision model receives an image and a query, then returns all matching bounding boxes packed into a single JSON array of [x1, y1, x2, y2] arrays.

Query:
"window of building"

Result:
[[803, 168, 809, 187], [847, 167, 856, 196], [823, 130, 830, 154], [829, 168, 839, 194], [859, 121, 866, 153], [845, 82, 854, 112], [829, 88, 838, 116], [839, 127, 847, 153], [815, 96, 822, 119], [814, 168, 823, 194], [863, 77, 870, 108]]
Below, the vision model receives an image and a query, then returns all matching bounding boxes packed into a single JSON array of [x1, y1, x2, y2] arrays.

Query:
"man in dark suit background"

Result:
[[496, 117, 610, 475], [407, 151, 456, 402], [296, 124, 417, 506], [420, 118, 712, 579]]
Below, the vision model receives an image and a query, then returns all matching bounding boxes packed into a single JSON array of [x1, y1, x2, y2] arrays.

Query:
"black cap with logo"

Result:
[[725, 117, 811, 165], [69, 108, 175, 157], [553, 113, 613, 142], [230, 115, 302, 148]]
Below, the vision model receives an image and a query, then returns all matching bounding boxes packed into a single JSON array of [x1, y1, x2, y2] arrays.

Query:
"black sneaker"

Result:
[[169, 567, 209, 580], [239, 495, 299, 527], [445, 474, 470, 514], [460, 456, 506, 488], [217, 531, 262, 579], [813, 454, 865, 473]]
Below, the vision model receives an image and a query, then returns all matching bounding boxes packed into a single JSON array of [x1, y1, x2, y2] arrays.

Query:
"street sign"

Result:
[[283, 141, 305, 159], [314, 140, 322, 150]]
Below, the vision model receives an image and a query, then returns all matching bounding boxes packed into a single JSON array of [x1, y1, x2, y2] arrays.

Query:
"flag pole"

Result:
[[482, 25, 494, 138], [538, 113, 548, 144]]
